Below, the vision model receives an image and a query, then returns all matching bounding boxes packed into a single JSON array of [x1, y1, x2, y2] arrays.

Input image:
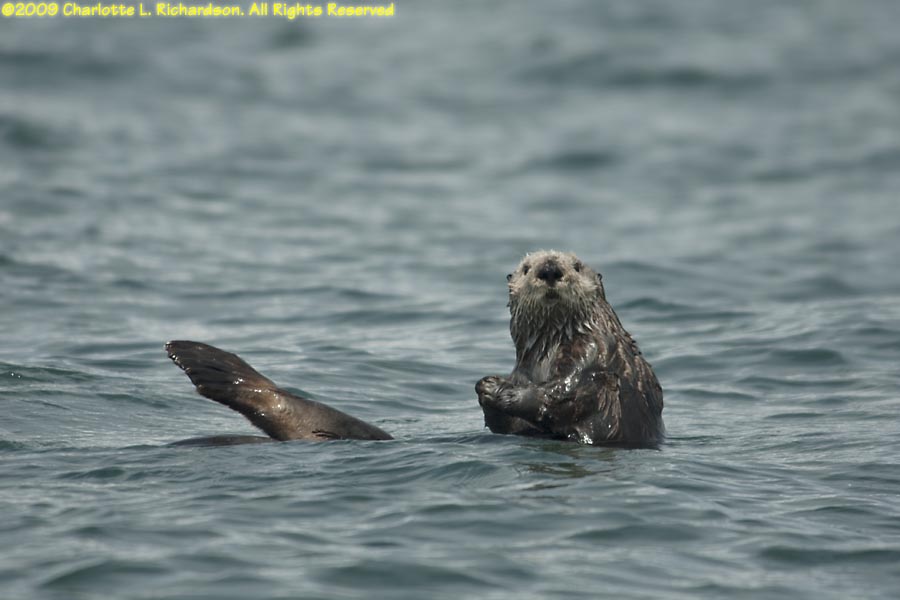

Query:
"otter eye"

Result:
[[506, 273, 512, 282], [596, 273, 603, 282], [574, 261, 583, 272], [522, 265, 530, 275]]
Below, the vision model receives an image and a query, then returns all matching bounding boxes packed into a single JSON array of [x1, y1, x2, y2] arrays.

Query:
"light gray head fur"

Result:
[[507, 250, 606, 354]]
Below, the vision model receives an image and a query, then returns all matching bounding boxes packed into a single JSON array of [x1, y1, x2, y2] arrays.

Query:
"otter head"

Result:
[[507, 250, 605, 344]]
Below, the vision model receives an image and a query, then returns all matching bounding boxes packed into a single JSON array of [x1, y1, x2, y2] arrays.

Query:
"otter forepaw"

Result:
[[476, 375, 508, 406], [479, 378, 528, 415]]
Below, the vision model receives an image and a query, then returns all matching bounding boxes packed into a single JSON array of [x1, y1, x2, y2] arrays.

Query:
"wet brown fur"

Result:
[[166, 341, 392, 442], [476, 250, 664, 446]]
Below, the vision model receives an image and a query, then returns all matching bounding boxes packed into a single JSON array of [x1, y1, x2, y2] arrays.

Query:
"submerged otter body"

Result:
[[476, 250, 664, 447]]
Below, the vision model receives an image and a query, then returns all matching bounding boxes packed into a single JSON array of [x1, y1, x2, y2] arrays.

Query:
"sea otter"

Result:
[[165, 250, 663, 446], [475, 250, 664, 447]]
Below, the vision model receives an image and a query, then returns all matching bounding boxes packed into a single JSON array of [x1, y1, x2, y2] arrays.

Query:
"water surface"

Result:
[[2, 1, 900, 598]]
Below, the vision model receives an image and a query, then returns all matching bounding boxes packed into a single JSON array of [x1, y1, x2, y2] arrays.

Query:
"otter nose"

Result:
[[536, 262, 564, 286]]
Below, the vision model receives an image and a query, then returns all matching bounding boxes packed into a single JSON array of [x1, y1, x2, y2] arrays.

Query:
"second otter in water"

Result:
[[476, 250, 664, 447], [166, 341, 392, 443]]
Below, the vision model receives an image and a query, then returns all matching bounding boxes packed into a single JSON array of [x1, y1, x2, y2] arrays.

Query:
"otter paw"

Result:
[[476, 375, 506, 404], [492, 387, 524, 411]]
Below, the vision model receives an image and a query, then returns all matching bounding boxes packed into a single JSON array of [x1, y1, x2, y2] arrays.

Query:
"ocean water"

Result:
[[3, 1, 900, 598]]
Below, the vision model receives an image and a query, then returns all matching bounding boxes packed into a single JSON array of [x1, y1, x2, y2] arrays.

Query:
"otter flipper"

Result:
[[165, 341, 393, 442]]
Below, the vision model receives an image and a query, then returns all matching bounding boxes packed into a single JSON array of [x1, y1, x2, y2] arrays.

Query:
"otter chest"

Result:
[[524, 343, 564, 383], [519, 336, 606, 384]]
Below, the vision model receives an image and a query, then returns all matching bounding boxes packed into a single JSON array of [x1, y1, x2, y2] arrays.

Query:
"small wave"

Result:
[[605, 259, 694, 279], [40, 559, 167, 590], [767, 347, 848, 367], [758, 545, 900, 567], [268, 24, 315, 50], [519, 148, 618, 173], [750, 145, 900, 182], [674, 387, 756, 403], [0, 362, 101, 384], [0, 439, 29, 452], [762, 410, 825, 421], [363, 154, 471, 173], [57, 466, 127, 481], [518, 51, 767, 91], [772, 275, 860, 301], [621, 296, 753, 324], [604, 64, 767, 91], [654, 354, 728, 374], [0, 114, 73, 151], [738, 374, 859, 391], [569, 521, 703, 543], [0, 47, 129, 81], [313, 559, 495, 591]]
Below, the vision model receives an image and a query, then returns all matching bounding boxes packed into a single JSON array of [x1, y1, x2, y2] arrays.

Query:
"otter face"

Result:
[[507, 250, 604, 317]]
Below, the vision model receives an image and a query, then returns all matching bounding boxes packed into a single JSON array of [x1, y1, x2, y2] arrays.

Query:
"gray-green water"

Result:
[[3, 1, 900, 598]]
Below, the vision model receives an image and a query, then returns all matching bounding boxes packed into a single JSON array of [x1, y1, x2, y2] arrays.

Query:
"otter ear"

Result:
[[506, 273, 513, 282], [596, 273, 603, 282]]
